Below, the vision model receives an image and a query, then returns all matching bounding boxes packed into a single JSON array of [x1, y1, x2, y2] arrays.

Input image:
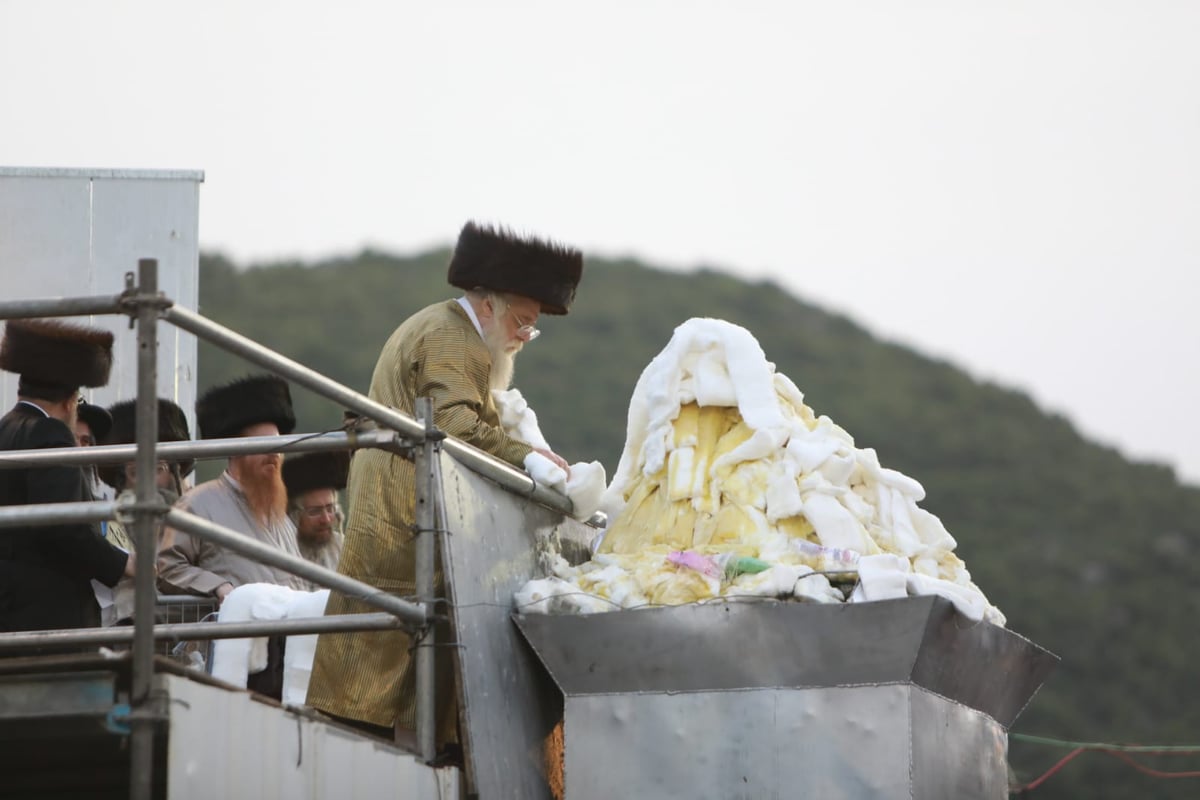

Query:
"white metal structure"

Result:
[[0, 166, 203, 428]]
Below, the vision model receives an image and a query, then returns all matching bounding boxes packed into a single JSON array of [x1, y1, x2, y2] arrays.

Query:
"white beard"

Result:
[[491, 353, 515, 392], [483, 309, 522, 392]]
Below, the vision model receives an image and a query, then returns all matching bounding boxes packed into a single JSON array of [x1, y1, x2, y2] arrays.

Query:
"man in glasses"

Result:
[[98, 398, 194, 500], [94, 397, 194, 625], [0, 320, 135, 634], [282, 449, 349, 573], [308, 221, 583, 752]]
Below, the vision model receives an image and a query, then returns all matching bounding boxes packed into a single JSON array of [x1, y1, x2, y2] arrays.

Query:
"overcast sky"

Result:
[[3, 1, 1198, 483]]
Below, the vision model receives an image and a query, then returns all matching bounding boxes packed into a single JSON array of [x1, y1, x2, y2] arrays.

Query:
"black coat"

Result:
[[0, 402, 128, 633]]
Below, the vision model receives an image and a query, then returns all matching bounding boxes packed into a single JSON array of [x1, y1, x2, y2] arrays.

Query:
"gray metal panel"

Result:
[[439, 451, 600, 800], [513, 597, 1056, 728], [90, 177, 200, 410], [0, 671, 117, 719], [910, 687, 1009, 800], [0, 167, 204, 180], [164, 674, 459, 800], [565, 686, 913, 800], [0, 660, 460, 799], [0, 170, 201, 455], [910, 599, 1058, 728], [516, 599, 925, 694], [0, 173, 91, 298], [563, 686, 1013, 800]]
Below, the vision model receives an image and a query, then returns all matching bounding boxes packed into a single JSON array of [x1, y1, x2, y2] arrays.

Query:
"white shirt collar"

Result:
[[455, 296, 485, 339], [18, 400, 50, 417]]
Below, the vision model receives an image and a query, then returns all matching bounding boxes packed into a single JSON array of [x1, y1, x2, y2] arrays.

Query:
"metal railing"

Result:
[[0, 259, 577, 796], [0, 428, 410, 470]]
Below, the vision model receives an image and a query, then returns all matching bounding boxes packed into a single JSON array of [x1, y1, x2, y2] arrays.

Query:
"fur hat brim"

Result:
[[447, 222, 583, 315], [282, 450, 350, 499], [197, 375, 295, 440], [0, 319, 114, 390]]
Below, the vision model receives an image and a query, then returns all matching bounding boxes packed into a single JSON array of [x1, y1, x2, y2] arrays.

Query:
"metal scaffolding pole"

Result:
[[129, 260, 160, 800], [0, 613, 406, 652], [0, 278, 605, 526], [163, 508, 428, 627], [412, 397, 441, 762], [0, 428, 409, 470], [0, 294, 125, 321], [0, 500, 117, 529], [0, 505, 429, 640], [164, 304, 426, 440]]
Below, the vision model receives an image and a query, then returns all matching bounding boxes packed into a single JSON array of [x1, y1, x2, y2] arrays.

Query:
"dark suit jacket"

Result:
[[0, 402, 128, 632]]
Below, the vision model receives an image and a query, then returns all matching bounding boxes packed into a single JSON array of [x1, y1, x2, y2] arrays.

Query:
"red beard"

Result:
[[237, 456, 288, 527]]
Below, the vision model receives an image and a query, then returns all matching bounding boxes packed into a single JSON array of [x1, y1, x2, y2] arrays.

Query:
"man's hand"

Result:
[[215, 582, 235, 605], [122, 551, 137, 578], [534, 447, 570, 478]]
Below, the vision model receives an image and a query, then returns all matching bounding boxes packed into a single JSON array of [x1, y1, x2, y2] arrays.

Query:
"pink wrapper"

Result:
[[667, 550, 723, 579]]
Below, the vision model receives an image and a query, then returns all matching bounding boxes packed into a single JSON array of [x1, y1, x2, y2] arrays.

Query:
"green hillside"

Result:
[[197, 250, 1200, 799]]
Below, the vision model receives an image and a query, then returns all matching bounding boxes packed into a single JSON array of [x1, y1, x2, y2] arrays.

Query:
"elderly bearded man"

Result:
[[282, 449, 349, 573], [307, 221, 582, 751], [158, 375, 309, 602]]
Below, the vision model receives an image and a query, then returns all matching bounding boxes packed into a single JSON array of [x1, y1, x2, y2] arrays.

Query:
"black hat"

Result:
[[282, 450, 350, 499], [0, 319, 114, 400], [98, 398, 195, 489], [197, 375, 295, 439], [77, 402, 112, 443], [446, 221, 583, 315]]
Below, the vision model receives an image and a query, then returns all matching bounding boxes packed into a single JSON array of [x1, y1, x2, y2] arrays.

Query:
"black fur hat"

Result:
[[447, 221, 583, 315], [77, 402, 112, 443], [282, 450, 350, 499], [197, 375, 295, 439], [0, 319, 114, 398], [98, 398, 195, 489]]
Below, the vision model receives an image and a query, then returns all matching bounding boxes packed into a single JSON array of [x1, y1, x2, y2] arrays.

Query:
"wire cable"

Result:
[[1012, 733, 1200, 754], [1012, 734, 1200, 792]]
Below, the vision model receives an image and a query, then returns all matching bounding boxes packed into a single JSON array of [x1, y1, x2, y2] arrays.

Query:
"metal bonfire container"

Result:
[[514, 596, 1057, 800]]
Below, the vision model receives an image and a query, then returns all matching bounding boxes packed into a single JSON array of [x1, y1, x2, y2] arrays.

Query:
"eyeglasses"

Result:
[[301, 503, 338, 519], [125, 462, 173, 478], [506, 308, 541, 341]]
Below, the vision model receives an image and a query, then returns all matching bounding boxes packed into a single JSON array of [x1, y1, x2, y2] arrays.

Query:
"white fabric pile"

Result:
[[515, 318, 1005, 625]]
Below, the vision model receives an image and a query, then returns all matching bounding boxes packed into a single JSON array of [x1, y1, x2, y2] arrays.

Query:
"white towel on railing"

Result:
[[210, 584, 330, 705], [494, 388, 608, 520], [282, 588, 331, 706]]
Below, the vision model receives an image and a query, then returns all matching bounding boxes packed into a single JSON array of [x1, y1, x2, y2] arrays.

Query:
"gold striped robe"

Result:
[[306, 300, 532, 739]]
